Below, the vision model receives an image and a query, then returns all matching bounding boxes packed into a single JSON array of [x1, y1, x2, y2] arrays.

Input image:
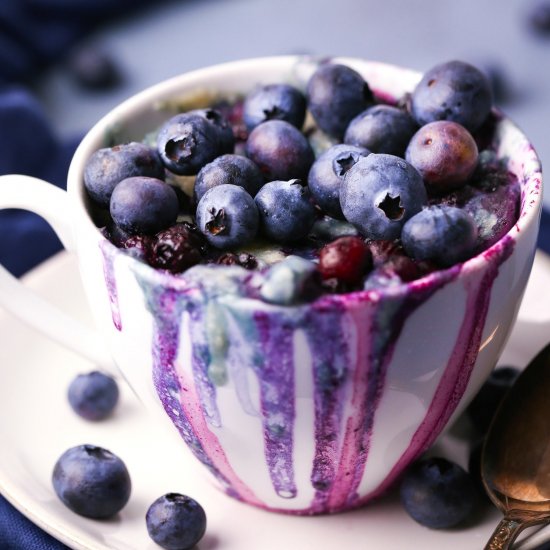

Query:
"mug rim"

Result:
[[67, 55, 544, 304]]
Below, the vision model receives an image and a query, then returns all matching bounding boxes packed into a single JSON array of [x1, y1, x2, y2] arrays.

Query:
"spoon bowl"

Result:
[[482, 342, 550, 549]]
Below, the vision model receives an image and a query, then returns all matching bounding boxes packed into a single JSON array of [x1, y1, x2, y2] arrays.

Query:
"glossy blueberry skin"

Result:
[[68, 371, 119, 421], [306, 63, 374, 139], [411, 60, 493, 133], [402, 205, 478, 267], [255, 179, 317, 242], [245, 120, 314, 181], [187, 107, 235, 154], [110, 176, 179, 235], [243, 83, 307, 131], [340, 154, 427, 240], [156, 113, 224, 175], [405, 120, 478, 193], [146, 493, 206, 550], [400, 457, 477, 529], [196, 184, 259, 249], [52, 445, 131, 519], [344, 105, 417, 157], [308, 144, 370, 219], [194, 154, 264, 204], [84, 142, 165, 207]]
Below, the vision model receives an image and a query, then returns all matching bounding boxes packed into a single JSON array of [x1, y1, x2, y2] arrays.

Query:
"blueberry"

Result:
[[187, 108, 235, 154], [194, 153, 264, 204], [245, 120, 314, 181], [68, 371, 119, 421], [410, 60, 493, 133], [146, 493, 206, 550], [260, 255, 320, 305], [110, 176, 179, 235], [52, 444, 131, 519], [66, 45, 123, 91], [156, 112, 225, 175], [308, 144, 370, 219], [84, 142, 165, 207], [340, 154, 427, 240], [401, 205, 478, 267], [243, 83, 306, 130], [150, 222, 207, 273], [196, 184, 259, 249], [255, 179, 317, 242], [466, 366, 521, 435], [306, 63, 374, 139], [400, 457, 477, 529], [344, 105, 417, 157], [405, 120, 478, 194], [528, 1, 550, 34]]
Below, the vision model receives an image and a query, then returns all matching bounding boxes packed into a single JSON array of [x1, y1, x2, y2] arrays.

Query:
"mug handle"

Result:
[[0, 174, 116, 372]]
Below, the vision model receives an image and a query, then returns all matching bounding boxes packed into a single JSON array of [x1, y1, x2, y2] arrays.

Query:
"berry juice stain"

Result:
[[304, 305, 350, 511], [134, 272, 263, 506], [363, 235, 515, 505], [253, 311, 298, 499], [99, 227, 518, 514], [99, 241, 122, 330], [96, 205, 521, 514]]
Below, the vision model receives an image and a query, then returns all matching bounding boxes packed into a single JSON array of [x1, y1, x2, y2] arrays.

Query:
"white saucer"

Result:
[[2, 250, 550, 550]]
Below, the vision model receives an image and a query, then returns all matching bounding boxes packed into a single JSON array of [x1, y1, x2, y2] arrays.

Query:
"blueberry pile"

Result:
[[86, 59, 518, 303]]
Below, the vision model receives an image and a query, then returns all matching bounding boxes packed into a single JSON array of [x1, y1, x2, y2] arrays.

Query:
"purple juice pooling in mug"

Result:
[[80, 56, 541, 514]]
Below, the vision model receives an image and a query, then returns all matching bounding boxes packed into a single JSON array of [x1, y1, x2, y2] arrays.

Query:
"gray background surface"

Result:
[[37, 0, 548, 203]]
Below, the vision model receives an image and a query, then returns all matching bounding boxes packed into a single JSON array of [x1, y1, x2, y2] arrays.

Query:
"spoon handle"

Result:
[[484, 516, 543, 550]]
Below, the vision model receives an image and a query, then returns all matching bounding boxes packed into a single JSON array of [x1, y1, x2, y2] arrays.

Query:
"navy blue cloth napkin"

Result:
[[0, 0, 173, 277], [0, 2, 163, 548], [0, 495, 68, 550]]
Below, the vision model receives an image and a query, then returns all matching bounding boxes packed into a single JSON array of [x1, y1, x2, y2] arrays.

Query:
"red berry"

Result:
[[318, 236, 372, 285]]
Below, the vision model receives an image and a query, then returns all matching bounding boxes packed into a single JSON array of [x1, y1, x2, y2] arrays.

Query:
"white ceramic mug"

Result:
[[0, 56, 542, 515]]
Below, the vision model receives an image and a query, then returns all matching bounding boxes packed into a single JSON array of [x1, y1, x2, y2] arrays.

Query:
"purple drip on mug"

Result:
[[96, 236, 511, 514], [84, 57, 540, 515]]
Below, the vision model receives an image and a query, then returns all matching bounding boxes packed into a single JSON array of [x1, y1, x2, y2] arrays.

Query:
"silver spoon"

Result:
[[482, 342, 550, 549]]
